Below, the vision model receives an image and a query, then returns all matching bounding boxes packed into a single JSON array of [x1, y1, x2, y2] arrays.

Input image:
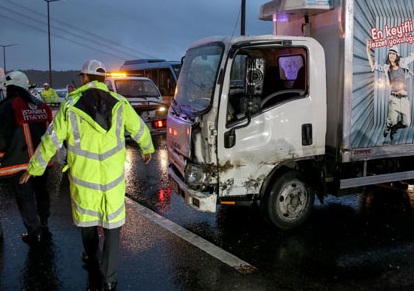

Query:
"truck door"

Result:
[[216, 45, 324, 197]]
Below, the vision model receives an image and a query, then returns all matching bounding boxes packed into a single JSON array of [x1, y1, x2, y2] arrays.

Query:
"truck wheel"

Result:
[[261, 171, 315, 230]]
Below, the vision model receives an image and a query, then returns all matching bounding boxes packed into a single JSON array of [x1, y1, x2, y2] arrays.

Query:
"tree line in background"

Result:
[[23, 70, 81, 90]]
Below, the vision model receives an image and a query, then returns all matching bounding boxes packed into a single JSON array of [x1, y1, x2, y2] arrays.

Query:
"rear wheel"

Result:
[[261, 171, 315, 230]]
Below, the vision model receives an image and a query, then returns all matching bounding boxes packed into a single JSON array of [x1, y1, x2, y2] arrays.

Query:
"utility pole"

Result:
[[0, 44, 17, 73], [45, 0, 62, 87], [241, 0, 246, 35]]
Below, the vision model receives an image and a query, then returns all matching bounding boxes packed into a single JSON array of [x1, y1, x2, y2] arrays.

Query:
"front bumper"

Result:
[[168, 166, 217, 212]]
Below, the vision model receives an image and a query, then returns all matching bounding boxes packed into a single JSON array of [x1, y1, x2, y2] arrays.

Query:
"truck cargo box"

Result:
[[261, 0, 414, 163]]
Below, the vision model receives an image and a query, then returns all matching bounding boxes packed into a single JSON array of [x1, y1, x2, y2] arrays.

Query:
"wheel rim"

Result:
[[275, 179, 308, 222]]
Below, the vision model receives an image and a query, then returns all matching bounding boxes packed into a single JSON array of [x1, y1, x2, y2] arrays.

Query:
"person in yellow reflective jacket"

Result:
[[40, 82, 58, 103], [19, 60, 154, 291]]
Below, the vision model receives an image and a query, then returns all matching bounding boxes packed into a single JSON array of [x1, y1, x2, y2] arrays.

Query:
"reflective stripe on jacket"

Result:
[[40, 88, 58, 103], [27, 81, 154, 229]]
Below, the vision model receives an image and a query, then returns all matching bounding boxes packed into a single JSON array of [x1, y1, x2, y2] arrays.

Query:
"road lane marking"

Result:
[[125, 198, 258, 274]]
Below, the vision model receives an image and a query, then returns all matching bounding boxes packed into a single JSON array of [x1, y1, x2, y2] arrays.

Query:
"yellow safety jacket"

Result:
[[27, 81, 154, 229], [40, 88, 58, 103]]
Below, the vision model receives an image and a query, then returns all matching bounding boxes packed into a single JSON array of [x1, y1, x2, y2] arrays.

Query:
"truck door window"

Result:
[[227, 48, 308, 125], [260, 52, 307, 110], [227, 54, 248, 122], [278, 54, 305, 90]]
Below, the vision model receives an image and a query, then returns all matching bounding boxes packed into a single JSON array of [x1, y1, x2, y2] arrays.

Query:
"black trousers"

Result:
[[82, 226, 121, 284], [12, 170, 50, 236]]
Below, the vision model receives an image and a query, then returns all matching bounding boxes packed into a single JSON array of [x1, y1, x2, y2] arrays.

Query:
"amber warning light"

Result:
[[106, 72, 127, 78]]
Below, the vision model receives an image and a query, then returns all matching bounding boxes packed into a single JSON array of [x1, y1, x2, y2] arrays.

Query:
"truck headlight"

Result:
[[185, 163, 206, 189]]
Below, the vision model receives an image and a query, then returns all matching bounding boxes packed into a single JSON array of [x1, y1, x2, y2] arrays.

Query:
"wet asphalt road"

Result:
[[125, 134, 414, 290], [2, 133, 414, 290]]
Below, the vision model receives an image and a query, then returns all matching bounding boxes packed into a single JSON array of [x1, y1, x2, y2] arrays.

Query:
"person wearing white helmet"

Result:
[[0, 71, 54, 244], [20, 60, 154, 290], [40, 82, 58, 104], [367, 43, 414, 140]]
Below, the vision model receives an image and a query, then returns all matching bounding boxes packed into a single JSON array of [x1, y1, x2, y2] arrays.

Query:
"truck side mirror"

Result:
[[224, 111, 252, 148]]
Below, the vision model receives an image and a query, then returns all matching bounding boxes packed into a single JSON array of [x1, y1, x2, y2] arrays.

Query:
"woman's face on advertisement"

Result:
[[388, 51, 397, 62]]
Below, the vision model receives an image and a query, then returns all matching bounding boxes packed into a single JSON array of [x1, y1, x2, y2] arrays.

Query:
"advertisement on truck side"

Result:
[[356, 1, 414, 148]]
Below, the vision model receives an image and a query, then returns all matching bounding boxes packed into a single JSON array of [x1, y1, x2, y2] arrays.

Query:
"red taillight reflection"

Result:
[[158, 188, 172, 209], [153, 119, 167, 128], [167, 126, 179, 136]]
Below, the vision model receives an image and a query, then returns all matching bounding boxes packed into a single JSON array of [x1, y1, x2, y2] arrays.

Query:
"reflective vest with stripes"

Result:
[[40, 88, 58, 103], [27, 81, 155, 229]]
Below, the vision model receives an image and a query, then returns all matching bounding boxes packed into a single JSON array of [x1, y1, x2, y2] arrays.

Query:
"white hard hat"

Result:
[[3, 71, 29, 90], [389, 46, 399, 56], [80, 60, 106, 76]]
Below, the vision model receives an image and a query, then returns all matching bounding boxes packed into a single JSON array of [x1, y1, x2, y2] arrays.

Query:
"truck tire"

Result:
[[261, 171, 315, 230]]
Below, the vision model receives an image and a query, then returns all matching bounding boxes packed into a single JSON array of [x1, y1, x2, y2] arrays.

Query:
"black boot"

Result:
[[86, 270, 102, 291], [21, 232, 42, 245]]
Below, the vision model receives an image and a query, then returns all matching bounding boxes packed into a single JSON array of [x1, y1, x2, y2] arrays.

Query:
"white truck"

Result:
[[167, 0, 414, 229]]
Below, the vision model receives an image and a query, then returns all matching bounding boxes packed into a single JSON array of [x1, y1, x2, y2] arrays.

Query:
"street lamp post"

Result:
[[241, 0, 246, 35], [45, 0, 61, 87], [0, 44, 17, 74]]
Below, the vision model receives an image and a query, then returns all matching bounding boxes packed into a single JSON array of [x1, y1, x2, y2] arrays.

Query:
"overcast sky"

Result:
[[0, 0, 272, 72]]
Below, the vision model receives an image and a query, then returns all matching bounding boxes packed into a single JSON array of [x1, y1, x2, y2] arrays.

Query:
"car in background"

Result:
[[33, 87, 67, 103], [105, 75, 167, 134], [34, 87, 65, 116], [55, 88, 68, 102]]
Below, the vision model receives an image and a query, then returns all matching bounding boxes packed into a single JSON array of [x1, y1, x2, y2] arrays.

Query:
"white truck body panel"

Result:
[[264, 0, 414, 162]]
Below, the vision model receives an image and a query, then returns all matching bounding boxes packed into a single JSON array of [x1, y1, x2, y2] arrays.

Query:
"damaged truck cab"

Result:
[[167, 36, 326, 229], [168, 1, 414, 230]]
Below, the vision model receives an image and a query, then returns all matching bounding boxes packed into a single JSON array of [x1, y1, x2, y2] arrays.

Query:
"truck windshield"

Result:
[[173, 44, 223, 117]]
